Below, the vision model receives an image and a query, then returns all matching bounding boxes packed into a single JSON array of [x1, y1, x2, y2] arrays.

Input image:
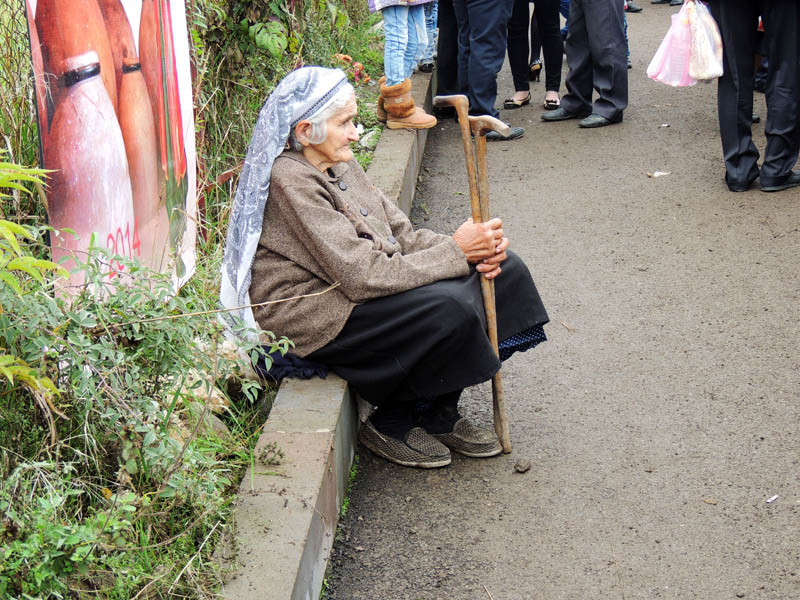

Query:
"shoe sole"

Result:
[[386, 121, 437, 130], [579, 117, 623, 128], [431, 434, 503, 458], [760, 182, 800, 192], [487, 130, 524, 142], [441, 444, 503, 458], [542, 111, 591, 122]]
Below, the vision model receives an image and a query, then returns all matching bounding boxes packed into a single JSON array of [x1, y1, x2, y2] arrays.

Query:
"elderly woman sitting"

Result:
[[221, 67, 548, 468]]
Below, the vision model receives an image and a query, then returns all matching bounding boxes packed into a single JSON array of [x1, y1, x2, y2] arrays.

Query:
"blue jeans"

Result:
[[561, 0, 569, 37], [421, 2, 438, 64], [383, 4, 428, 86]]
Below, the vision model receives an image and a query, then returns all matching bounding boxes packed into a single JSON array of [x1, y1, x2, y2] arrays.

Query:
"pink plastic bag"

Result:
[[647, 3, 696, 87]]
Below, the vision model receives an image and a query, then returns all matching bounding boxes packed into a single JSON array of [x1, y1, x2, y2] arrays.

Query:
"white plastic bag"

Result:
[[687, 0, 723, 80], [647, 0, 723, 87], [646, 4, 696, 87]]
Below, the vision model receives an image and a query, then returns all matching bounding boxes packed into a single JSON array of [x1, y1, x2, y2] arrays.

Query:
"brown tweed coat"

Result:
[[248, 151, 470, 357]]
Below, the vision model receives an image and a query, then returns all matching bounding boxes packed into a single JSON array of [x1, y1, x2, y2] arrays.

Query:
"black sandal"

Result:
[[543, 96, 560, 111], [503, 92, 531, 109]]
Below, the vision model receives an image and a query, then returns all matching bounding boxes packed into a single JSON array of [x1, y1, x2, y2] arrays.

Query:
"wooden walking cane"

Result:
[[432, 94, 513, 453]]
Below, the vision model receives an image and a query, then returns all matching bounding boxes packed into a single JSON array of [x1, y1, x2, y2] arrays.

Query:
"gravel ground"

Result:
[[323, 7, 800, 600]]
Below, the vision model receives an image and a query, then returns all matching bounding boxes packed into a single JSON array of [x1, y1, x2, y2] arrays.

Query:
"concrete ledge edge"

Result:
[[219, 71, 434, 600]]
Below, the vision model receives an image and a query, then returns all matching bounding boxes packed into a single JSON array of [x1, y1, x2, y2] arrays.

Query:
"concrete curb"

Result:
[[220, 71, 434, 600]]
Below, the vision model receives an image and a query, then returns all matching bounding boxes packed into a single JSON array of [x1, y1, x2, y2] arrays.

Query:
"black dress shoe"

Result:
[[486, 123, 525, 141], [760, 170, 800, 192], [727, 180, 755, 192], [542, 106, 591, 121], [625, 1, 643, 12], [651, 0, 669, 3], [578, 113, 622, 128]]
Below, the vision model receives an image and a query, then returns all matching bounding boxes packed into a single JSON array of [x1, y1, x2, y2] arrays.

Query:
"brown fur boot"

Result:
[[381, 78, 436, 130], [378, 76, 429, 123], [377, 76, 387, 122]]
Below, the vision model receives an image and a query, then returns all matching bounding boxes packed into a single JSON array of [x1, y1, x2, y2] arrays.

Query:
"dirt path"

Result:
[[324, 8, 800, 599]]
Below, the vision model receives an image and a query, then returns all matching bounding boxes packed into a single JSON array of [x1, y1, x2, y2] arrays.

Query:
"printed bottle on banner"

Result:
[[26, 0, 50, 147], [45, 51, 136, 282], [97, 0, 138, 102], [138, 0, 161, 161], [36, 0, 119, 116], [119, 56, 170, 272]]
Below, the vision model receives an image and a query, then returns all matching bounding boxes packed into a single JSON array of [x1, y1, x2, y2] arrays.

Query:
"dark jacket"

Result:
[[248, 151, 470, 356]]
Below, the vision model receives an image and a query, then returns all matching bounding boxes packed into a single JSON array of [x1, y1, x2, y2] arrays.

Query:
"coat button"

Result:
[[387, 235, 397, 244], [360, 207, 368, 217], [338, 181, 347, 190]]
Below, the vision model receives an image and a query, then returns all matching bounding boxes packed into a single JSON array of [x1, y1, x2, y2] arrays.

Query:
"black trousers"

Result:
[[706, 0, 800, 188], [452, 0, 515, 117], [507, 0, 563, 93], [307, 252, 548, 410], [560, 0, 627, 120], [435, 0, 460, 97]]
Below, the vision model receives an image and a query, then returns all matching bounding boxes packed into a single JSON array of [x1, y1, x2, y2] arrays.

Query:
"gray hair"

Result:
[[287, 82, 355, 151]]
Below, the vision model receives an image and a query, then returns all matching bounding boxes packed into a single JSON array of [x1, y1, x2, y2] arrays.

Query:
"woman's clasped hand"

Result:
[[452, 217, 509, 279]]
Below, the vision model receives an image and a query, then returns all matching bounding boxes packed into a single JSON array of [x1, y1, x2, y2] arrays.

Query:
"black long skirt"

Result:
[[306, 251, 549, 407]]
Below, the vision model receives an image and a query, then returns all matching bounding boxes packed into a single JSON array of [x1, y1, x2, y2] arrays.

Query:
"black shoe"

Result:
[[579, 113, 623, 128], [760, 170, 800, 193], [627, 58, 632, 69], [486, 122, 524, 141], [418, 62, 434, 73], [529, 59, 542, 82], [651, 0, 669, 3], [542, 106, 591, 121], [625, 1, 643, 12], [669, 0, 682, 5], [752, 112, 760, 124], [727, 179, 755, 193]]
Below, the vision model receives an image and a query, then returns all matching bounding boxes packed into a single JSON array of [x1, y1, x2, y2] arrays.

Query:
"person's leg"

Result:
[[537, 0, 564, 102], [507, 0, 532, 95], [464, 0, 515, 117], [560, 0, 570, 37], [530, 3, 542, 68], [421, 2, 436, 68], [435, 0, 460, 96], [451, 0, 471, 96], [707, 0, 760, 190], [623, 2, 631, 66], [759, 0, 800, 188], [405, 4, 428, 78], [558, 0, 593, 115], [582, 0, 628, 120], [382, 5, 409, 86]]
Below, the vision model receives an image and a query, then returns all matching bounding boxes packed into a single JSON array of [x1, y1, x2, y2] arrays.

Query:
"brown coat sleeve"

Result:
[[270, 165, 470, 304]]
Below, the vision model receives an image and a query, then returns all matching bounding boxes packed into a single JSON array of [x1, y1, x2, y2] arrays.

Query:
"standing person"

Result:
[[370, 0, 437, 129], [419, 1, 438, 72], [705, 1, 800, 192], [451, 0, 524, 141], [434, 0, 460, 103], [541, 0, 628, 128], [505, 0, 564, 110]]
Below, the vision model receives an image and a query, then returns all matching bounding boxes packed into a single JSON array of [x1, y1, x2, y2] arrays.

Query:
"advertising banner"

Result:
[[25, 0, 196, 288]]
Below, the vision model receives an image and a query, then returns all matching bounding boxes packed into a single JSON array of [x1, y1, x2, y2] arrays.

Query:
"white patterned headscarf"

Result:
[[220, 67, 349, 338]]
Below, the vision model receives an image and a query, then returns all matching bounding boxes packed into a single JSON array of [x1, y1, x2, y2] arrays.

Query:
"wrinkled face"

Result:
[[307, 95, 359, 167]]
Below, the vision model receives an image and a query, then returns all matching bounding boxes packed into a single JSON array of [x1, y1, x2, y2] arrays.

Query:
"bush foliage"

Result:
[[0, 0, 386, 597]]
